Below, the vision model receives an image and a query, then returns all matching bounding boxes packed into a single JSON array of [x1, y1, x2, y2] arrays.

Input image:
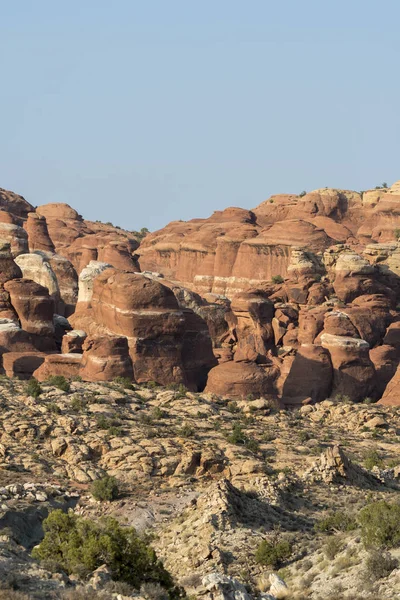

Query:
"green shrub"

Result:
[[365, 549, 398, 581], [26, 378, 42, 398], [323, 536, 343, 560], [358, 501, 400, 548], [227, 423, 246, 445], [271, 275, 284, 284], [255, 538, 292, 568], [47, 402, 61, 414], [363, 449, 384, 470], [177, 424, 195, 438], [394, 228, 400, 241], [70, 396, 88, 412], [315, 511, 357, 534], [32, 511, 182, 597], [113, 377, 134, 390], [91, 476, 119, 502], [46, 375, 70, 392]]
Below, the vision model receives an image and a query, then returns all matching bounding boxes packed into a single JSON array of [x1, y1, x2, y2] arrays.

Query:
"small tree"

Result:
[[32, 511, 183, 598], [91, 475, 119, 502], [255, 537, 292, 568], [358, 501, 400, 549], [26, 378, 42, 398]]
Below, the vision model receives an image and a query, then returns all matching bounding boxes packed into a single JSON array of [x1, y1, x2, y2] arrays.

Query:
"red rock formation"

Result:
[[4, 279, 55, 338], [35, 203, 139, 274], [379, 364, 400, 406], [25, 213, 55, 253], [61, 330, 87, 354], [321, 333, 376, 402], [281, 345, 332, 406], [80, 336, 133, 382], [33, 354, 82, 381], [3, 352, 47, 379], [0, 188, 34, 222], [205, 360, 278, 399]]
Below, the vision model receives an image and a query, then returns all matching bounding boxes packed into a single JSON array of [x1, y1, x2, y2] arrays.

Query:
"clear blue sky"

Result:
[[1, 1, 399, 231]]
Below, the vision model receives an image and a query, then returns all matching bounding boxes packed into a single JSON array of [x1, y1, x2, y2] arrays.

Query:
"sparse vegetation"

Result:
[[255, 537, 292, 568], [25, 378, 42, 398], [358, 501, 400, 549], [46, 375, 70, 392], [271, 275, 284, 284], [91, 475, 119, 502], [322, 536, 343, 560], [315, 511, 357, 534], [32, 511, 183, 598], [363, 449, 384, 470], [365, 549, 398, 581]]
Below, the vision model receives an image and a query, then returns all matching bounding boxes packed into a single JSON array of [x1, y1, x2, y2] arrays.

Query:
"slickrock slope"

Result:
[[0, 378, 399, 598]]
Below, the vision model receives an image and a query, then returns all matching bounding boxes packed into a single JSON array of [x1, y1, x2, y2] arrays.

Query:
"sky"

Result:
[[1, 1, 399, 231]]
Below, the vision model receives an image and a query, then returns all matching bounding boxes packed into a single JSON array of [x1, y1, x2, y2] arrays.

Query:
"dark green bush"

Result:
[[26, 378, 42, 398], [363, 449, 384, 470], [91, 475, 119, 502], [255, 538, 292, 568], [322, 536, 343, 560], [365, 549, 398, 581], [46, 375, 70, 392], [32, 510, 183, 598], [227, 423, 246, 445], [358, 501, 400, 549], [314, 511, 357, 534], [271, 275, 284, 284], [177, 424, 195, 438], [113, 377, 134, 390]]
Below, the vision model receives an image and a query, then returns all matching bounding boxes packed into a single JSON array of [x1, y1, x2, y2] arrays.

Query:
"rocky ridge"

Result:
[[1, 183, 400, 405], [0, 378, 399, 598]]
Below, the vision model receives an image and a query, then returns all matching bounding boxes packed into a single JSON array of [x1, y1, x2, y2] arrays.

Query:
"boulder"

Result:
[[4, 279, 55, 337], [282, 345, 332, 406], [2, 352, 47, 379], [33, 353, 82, 381], [379, 364, 400, 406], [321, 333, 376, 402], [0, 222, 29, 256], [14, 253, 60, 305], [76, 261, 112, 308], [205, 360, 278, 399], [80, 336, 134, 382], [61, 330, 87, 354]]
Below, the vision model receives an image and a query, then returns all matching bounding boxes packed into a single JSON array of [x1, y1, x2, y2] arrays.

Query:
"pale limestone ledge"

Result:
[[321, 333, 369, 350]]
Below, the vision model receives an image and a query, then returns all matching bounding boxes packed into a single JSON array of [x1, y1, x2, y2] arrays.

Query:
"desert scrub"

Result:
[[271, 275, 284, 284], [177, 423, 195, 438], [91, 475, 119, 502], [314, 511, 357, 533], [46, 375, 70, 392], [255, 537, 292, 568], [358, 501, 400, 548], [322, 536, 343, 560], [113, 377, 134, 390], [226, 423, 260, 453], [32, 510, 184, 599], [365, 549, 398, 581], [25, 378, 42, 398], [363, 448, 384, 470]]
